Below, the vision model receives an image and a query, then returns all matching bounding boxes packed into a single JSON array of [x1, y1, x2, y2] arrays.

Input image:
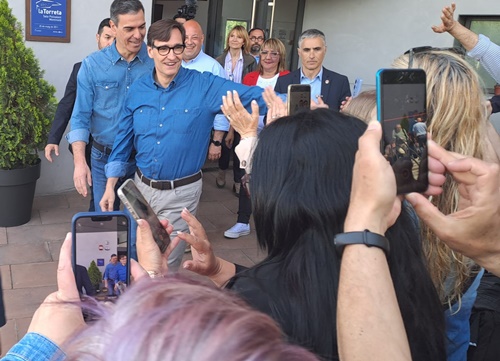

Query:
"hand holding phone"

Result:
[[72, 212, 130, 308], [376, 69, 428, 194], [117, 179, 170, 253]]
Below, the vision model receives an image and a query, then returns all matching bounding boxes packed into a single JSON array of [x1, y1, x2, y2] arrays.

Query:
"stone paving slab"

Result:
[[11, 262, 58, 289]]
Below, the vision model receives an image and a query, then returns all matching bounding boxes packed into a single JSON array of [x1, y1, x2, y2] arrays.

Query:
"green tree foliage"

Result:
[[87, 260, 103, 289], [0, 0, 57, 169]]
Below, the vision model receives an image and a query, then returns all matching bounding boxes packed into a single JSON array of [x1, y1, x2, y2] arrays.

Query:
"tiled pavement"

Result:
[[0, 169, 265, 355]]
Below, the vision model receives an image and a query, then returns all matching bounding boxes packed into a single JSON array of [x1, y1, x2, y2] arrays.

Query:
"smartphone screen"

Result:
[[287, 84, 311, 115], [117, 179, 170, 253], [376, 69, 428, 194], [72, 212, 130, 306]]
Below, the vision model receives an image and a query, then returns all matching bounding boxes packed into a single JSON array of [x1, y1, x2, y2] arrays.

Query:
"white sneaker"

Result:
[[224, 222, 250, 238]]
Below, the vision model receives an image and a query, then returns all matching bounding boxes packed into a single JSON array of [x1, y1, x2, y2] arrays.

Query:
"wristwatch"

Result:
[[334, 230, 390, 257], [210, 139, 222, 146]]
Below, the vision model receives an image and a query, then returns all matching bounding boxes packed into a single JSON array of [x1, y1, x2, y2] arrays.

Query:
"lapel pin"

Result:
[[325, 79, 330, 84]]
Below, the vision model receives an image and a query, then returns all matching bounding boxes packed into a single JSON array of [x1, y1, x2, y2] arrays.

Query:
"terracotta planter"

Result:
[[0, 159, 41, 227]]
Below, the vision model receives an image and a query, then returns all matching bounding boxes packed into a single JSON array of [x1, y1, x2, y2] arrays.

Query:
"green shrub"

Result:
[[88, 260, 102, 288], [0, 0, 57, 169]]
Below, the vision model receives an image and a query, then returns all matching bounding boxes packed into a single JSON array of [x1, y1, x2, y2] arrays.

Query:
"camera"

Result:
[[175, 4, 197, 21]]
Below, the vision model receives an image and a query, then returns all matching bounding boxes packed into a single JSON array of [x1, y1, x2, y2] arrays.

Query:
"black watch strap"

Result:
[[210, 139, 222, 146], [334, 230, 390, 257]]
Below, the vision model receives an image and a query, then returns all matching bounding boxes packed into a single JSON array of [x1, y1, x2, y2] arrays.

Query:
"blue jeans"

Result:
[[90, 146, 138, 260]]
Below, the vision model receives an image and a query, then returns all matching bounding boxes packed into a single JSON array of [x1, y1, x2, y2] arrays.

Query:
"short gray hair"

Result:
[[110, 0, 145, 25], [298, 29, 326, 48]]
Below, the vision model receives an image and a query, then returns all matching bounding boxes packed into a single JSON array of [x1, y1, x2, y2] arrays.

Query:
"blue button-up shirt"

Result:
[[66, 42, 154, 148], [182, 50, 228, 131], [105, 67, 267, 181], [300, 67, 324, 100], [2, 332, 65, 361]]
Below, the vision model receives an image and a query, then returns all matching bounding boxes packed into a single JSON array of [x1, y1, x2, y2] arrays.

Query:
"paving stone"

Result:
[[2, 286, 56, 319], [11, 262, 58, 289], [0, 243, 52, 266], [6, 223, 69, 245], [47, 240, 64, 262], [15, 317, 32, 342], [0, 228, 6, 245], [0, 319, 17, 357], [242, 248, 267, 265], [39, 207, 80, 225], [197, 201, 234, 217], [0, 265, 11, 290], [33, 193, 69, 210]]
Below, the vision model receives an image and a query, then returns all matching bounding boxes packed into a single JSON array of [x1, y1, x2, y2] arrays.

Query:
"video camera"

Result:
[[175, 1, 197, 21]]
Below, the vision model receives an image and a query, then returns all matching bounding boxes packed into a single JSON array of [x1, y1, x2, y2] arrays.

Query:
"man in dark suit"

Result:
[[275, 29, 350, 110]]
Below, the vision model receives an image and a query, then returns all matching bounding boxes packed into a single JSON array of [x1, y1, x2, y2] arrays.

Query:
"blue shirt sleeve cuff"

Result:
[[468, 34, 490, 59], [4, 332, 66, 361], [214, 114, 230, 132], [66, 128, 90, 144], [105, 161, 128, 178]]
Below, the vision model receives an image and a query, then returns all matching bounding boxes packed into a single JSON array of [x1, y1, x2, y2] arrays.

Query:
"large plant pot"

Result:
[[0, 159, 41, 227]]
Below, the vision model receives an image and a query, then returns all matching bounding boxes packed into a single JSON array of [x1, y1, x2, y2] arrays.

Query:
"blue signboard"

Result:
[[26, 0, 71, 42]]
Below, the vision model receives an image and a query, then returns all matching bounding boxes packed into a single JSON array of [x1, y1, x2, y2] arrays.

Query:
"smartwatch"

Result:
[[210, 139, 222, 146], [334, 230, 390, 257]]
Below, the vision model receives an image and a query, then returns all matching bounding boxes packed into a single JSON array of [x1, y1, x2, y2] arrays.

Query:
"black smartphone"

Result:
[[287, 84, 311, 115], [117, 179, 170, 253], [72, 212, 130, 305], [376, 69, 428, 194]]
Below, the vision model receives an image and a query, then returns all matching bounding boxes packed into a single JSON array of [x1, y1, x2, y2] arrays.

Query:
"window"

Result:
[[458, 16, 500, 93]]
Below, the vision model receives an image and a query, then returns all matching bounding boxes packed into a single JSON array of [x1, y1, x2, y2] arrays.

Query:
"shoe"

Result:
[[216, 169, 226, 188], [224, 222, 250, 238], [233, 182, 241, 196]]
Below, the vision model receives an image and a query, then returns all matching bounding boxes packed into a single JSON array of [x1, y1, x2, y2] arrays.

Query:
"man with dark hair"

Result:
[[67, 0, 154, 213], [100, 19, 267, 271], [275, 28, 350, 110], [103, 254, 119, 296], [248, 27, 265, 63]]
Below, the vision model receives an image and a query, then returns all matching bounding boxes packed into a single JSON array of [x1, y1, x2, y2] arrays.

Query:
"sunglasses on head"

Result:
[[404, 46, 466, 68]]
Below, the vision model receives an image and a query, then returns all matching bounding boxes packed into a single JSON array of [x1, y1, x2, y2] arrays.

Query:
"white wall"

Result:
[[302, 0, 500, 129], [7, 0, 153, 195]]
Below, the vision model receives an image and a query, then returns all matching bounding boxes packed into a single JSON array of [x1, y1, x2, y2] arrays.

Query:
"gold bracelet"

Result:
[[147, 270, 164, 279]]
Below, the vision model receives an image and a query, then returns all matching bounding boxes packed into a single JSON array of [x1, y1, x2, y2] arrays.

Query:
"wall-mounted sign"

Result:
[[25, 0, 71, 43]]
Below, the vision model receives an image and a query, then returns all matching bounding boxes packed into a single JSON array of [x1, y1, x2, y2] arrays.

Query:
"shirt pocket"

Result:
[[133, 106, 158, 134], [95, 82, 119, 110], [171, 107, 202, 134]]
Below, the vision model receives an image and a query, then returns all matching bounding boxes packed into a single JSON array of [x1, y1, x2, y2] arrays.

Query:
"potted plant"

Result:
[[87, 260, 103, 293], [0, 0, 57, 226]]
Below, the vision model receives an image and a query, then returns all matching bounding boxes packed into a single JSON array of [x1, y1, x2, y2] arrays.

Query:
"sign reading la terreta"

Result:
[[26, 0, 71, 43]]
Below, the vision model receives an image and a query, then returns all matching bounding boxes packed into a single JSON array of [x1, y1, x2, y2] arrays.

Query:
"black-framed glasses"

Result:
[[260, 50, 279, 58], [250, 36, 264, 42], [404, 46, 466, 68], [151, 44, 186, 56]]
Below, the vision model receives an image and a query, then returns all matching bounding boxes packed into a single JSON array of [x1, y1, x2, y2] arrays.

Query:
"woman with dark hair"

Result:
[[180, 106, 447, 360], [224, 38, 290, 239]]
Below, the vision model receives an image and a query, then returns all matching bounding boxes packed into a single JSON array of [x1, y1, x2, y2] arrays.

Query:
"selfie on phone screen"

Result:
[[377, 69, 428, 194], [72, 212, 130, 305]]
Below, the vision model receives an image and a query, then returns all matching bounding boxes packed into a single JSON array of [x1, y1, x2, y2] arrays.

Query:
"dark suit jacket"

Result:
[[47, 62, 81, 145], [274, 67, 351, 111], [216, 50, 257, 81]]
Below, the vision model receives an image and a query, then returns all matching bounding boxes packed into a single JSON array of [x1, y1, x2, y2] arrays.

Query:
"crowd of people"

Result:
[[2, 1, 500, 360]]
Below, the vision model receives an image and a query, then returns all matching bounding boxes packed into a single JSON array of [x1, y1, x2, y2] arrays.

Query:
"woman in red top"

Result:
[[224, 38, 290, 239]]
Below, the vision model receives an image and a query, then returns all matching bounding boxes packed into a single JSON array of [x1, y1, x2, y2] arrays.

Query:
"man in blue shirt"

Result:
[[100, 19, 267, 271], [181, 20, 227, 166], [103, 254, 119, 296], [66, 0, 154, 212]]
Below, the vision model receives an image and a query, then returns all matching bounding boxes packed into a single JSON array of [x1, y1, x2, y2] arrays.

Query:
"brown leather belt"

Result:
[[136, 169, 202, 190], [92, 141, 112, 156]]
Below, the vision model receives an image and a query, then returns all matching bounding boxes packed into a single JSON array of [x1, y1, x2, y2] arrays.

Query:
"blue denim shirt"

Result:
[[1, 332, 65, 361], [66, 42, 154, 148], [105, 67, 267, 181]]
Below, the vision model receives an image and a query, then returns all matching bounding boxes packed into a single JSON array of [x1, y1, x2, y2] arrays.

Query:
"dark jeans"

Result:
[[237, 179, 252, 224], [219, 131, 245, 183]]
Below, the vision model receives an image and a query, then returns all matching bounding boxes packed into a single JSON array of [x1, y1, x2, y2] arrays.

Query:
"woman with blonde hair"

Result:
[[341, 89, 377, 123], [215, 25, 257, 194], [392, 48, 500, 361]]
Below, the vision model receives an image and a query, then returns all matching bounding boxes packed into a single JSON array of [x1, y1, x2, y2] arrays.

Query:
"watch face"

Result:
[[212, 140, 222, 146]]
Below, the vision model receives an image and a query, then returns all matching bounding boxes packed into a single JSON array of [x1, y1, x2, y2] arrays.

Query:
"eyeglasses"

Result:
[[250, 36, 264, 42], [151, 44, 186, 56], [404, 46, 466, 68], [260, 50, 279, 58]]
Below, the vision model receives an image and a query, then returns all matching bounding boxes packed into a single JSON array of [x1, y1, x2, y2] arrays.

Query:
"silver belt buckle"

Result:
[[169, 180, 175, 189]]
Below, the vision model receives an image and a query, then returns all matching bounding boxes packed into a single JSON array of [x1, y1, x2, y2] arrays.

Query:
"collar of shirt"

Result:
[[150, 66, 189, 90], [182, 49, 207, 66], [300, 67, 323, 83], [107, 41, 150, 65]]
